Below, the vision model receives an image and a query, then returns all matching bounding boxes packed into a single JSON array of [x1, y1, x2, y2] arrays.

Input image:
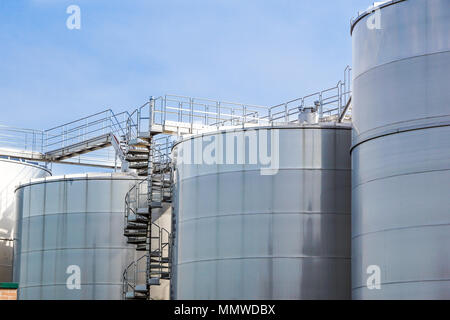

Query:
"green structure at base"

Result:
[[0, 283, 18, 289]]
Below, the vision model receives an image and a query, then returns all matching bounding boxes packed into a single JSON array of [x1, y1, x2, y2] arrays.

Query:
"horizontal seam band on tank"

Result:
[[351, 167, 450, 190], [352, 278, 450, 290], [351, 222, 450, 239], [17, 283, 125, 289], [18, 246, 135, 254], [15, 177, 139, 190], [171, 126, 352, 148], [20, 211, 128, 218], [178, 211, 351, 224], [177, 168, 352, 183], [350, 0, 407, 34], [0, 158, 51, 174], [352, 115, 450, 150], [177, 256, 351, 266], [352, 49, 450, 81], [350, 120, 450, 153]]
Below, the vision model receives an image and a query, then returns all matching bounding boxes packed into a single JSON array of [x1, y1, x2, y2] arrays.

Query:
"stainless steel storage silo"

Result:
[[351, 0, 450, 299], [171, 124, 352, 299], [0, 158, 50, 282], [14, 173, 141, 300]]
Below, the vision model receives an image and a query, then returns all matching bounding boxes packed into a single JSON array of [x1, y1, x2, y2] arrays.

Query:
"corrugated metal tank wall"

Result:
[[171, 125, 352, 299], [351, 0, 450, 299], [14, 173, 141, 300], [0, 158, 50, 282]]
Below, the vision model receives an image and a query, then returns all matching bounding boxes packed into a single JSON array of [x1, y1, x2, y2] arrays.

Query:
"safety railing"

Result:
[[150, 223, 171, 275], [266, 66, 352, 123], [153, 135, 173, 166], [0, 125, 45, 154], [125, 102, 150, 142], [122, 254, 148, 299], [0, 125, 120, 168], [155, 94, 270, 129], [126, 66, 352, 139], [124, 178, 148, 225], [1, 66, 351, 167], [44, 109, 130, 152]]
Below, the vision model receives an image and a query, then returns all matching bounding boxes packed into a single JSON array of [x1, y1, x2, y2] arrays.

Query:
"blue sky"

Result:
[[0, 0, 369, 174]]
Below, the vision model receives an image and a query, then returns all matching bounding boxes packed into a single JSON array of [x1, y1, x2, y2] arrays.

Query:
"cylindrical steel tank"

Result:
[[14, 172, 141, 300], [171, 124, 352, 299], [0, 158, 50, 282], [351, 0, 450, 299]]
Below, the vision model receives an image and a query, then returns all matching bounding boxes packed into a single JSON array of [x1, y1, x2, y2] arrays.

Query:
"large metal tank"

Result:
[[14, 173, 141, 300], [171, 124, 352, 299], [351, 0, 450, 299], [0, 158, 50, 282]]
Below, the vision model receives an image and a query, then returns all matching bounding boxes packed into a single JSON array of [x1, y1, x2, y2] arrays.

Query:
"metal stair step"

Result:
[[151, 182, 171, 187], [124, 230, 147, 237], [127, 214, 148, 223], [148, 278, 160, 286], [134, 284, 148, 293], [150, 257, 170, 263], [136, 244, 147, 251], [150, 270, 169, 275], [126, 151, 148, 158], [137, 132, 151, 140], [149, 272, 170, 279], [138, 170, 149, 177], [126, 222, 148, 230], [149, 258, 170, 264], [126, 149, 149, 156], [136, 128, 163, 138], [149, 201, 162, 208], [129, 138, 150, 147], [128, 162, 148, 169], [150, 250, 161, 257], [160, 257, 170, 263], [127, 237, 147, 244], [136, 208, 149, 215], [125, 291, 147, 300]]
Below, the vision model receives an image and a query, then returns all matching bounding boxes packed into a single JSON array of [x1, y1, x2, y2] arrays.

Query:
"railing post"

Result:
[[338, 82, 342, 115], [137, 109, 141, 136], [149, 96, 155, 133], [163, 96, 167, 128], [319, 93, 323, 119], [284, 103, 288, 122], [190, 98, 194, 133], [41, 131, 44, 153], [217, 102, 220, 129], [134, 260, 137, 290]]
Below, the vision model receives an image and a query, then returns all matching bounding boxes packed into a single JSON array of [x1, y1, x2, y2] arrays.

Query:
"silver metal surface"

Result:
[[14, 173, 141, 299], [351, 0, 450, 299], [171, 125, 351, 299], [0, 158, 50, 283]]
